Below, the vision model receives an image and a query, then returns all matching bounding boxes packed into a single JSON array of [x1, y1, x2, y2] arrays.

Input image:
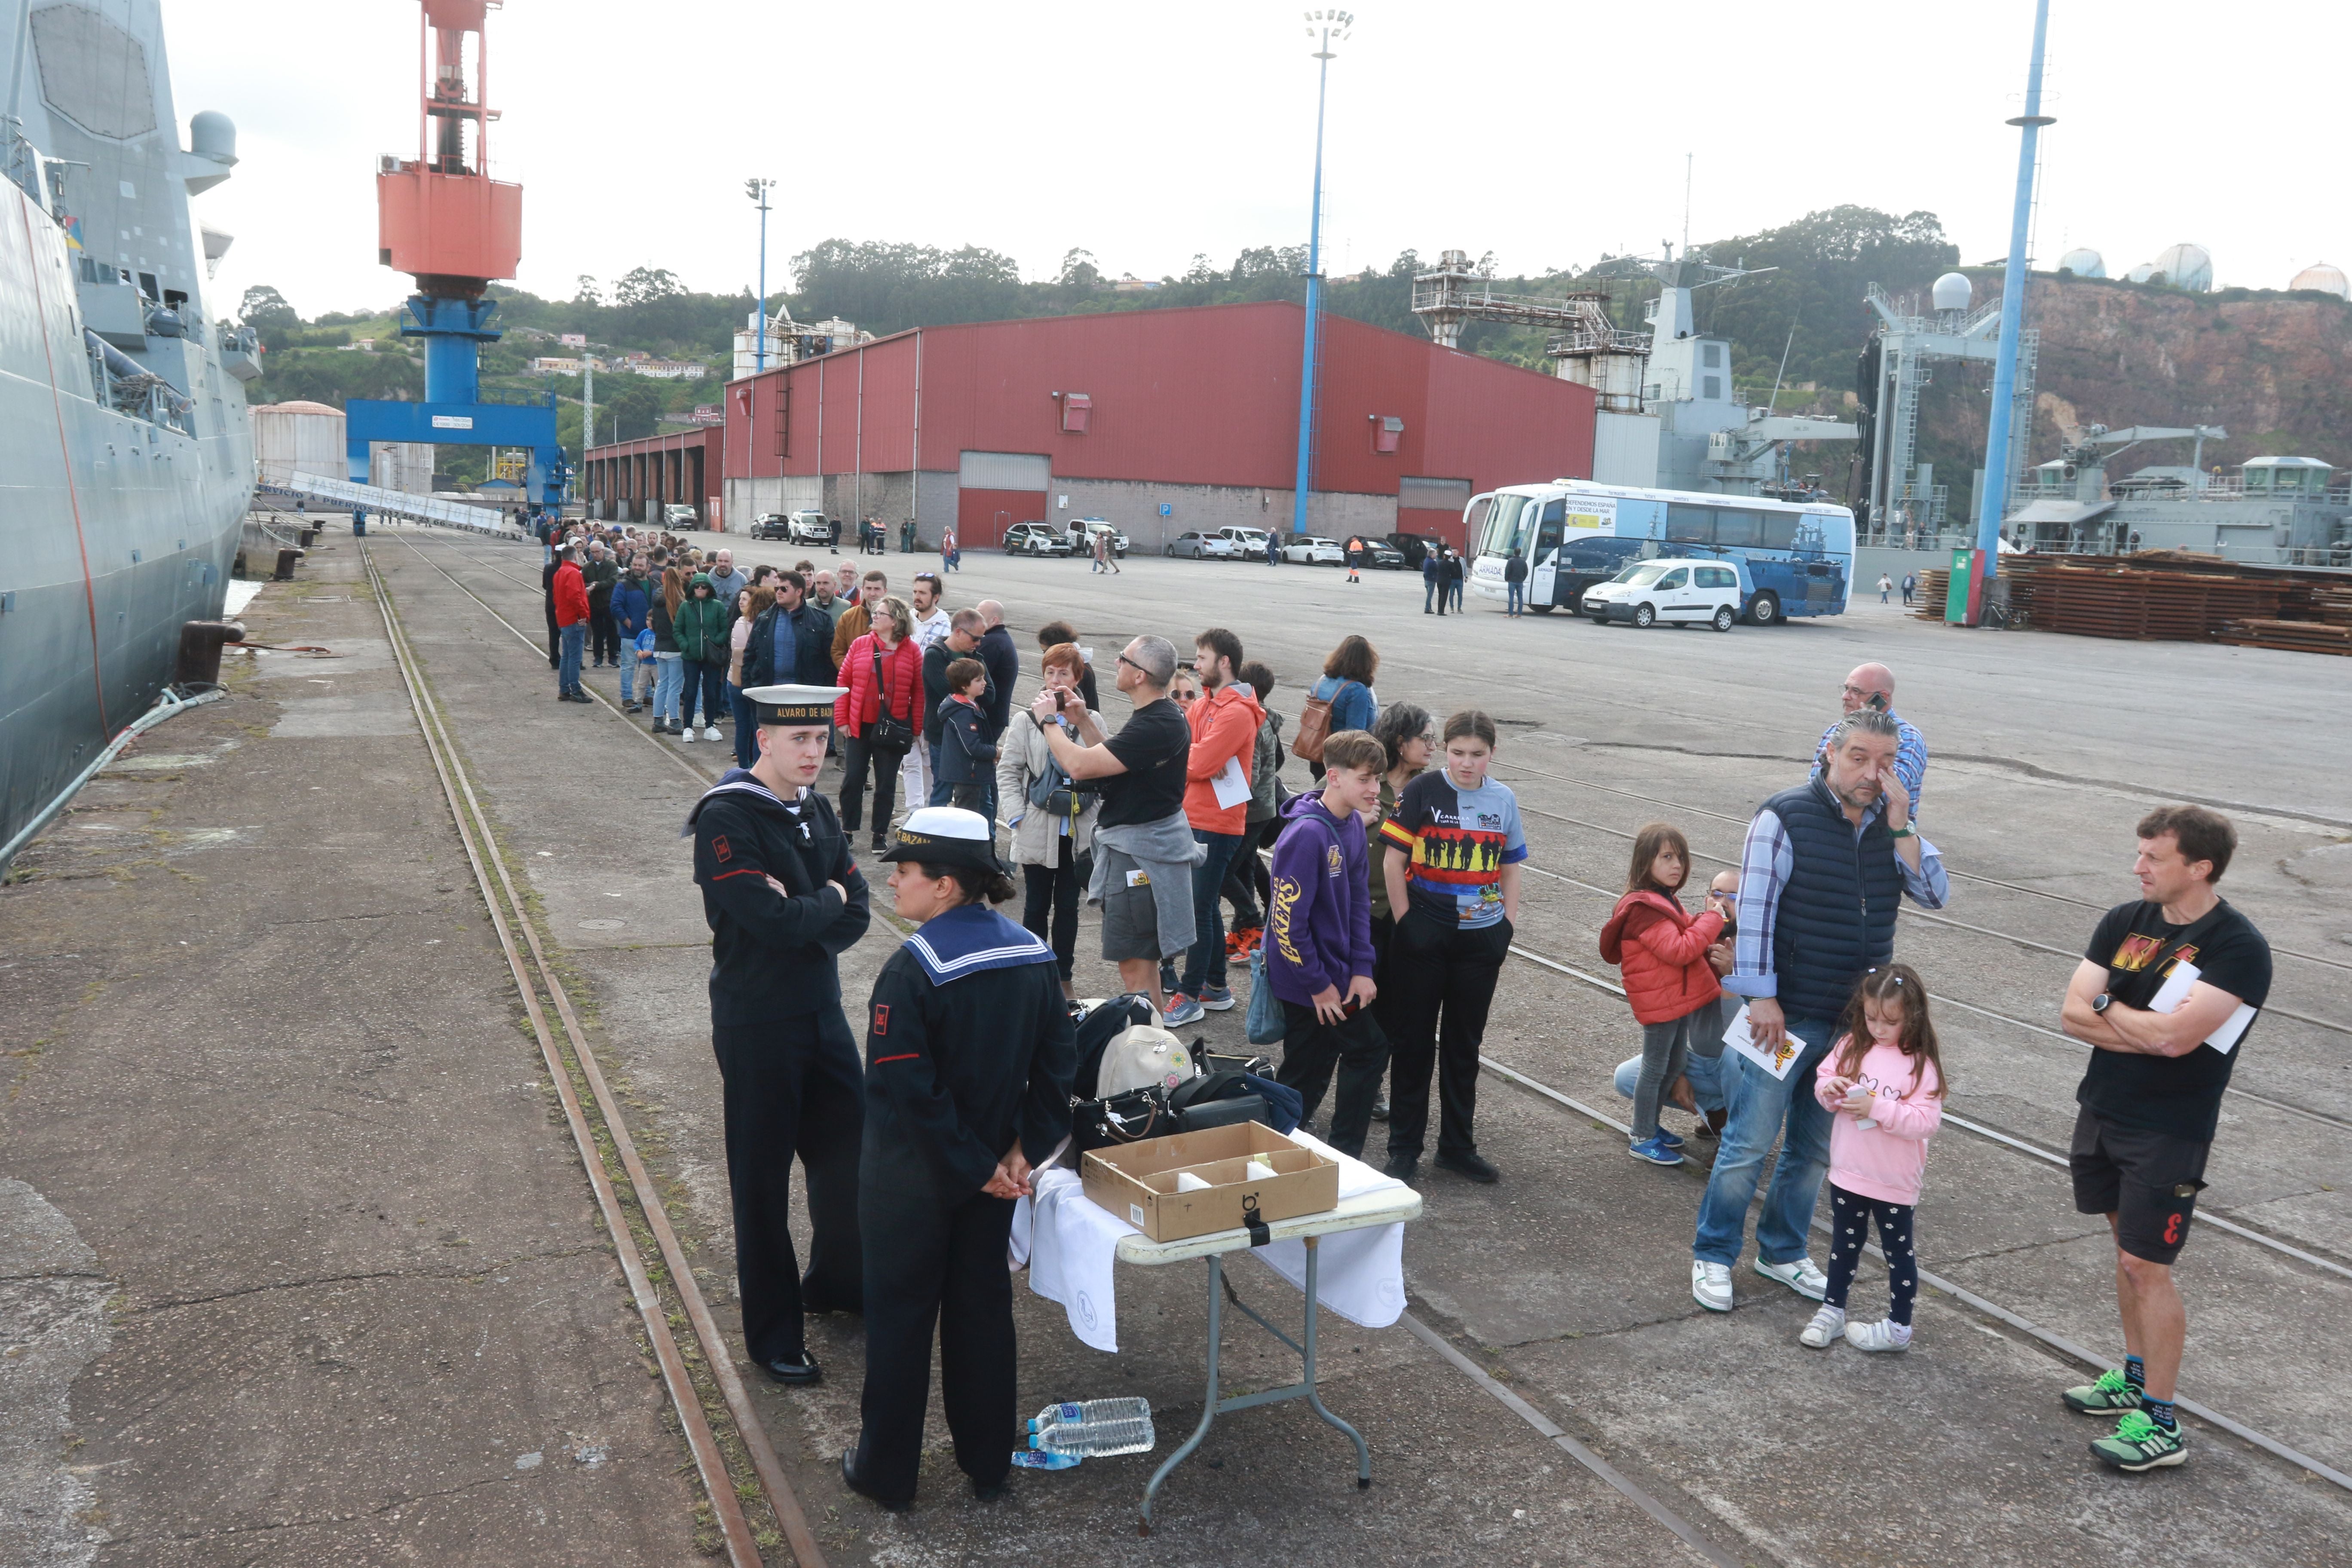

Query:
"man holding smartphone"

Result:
[[1694, 709, 1948, 1314], [1812, 663, 1927, 818]]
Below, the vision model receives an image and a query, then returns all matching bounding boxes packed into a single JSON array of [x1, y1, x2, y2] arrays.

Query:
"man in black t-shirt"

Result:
[[1029, 635, 1191, 1006], [2058, 804, 2272, 1474]]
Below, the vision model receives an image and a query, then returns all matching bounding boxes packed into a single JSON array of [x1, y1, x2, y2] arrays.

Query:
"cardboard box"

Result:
[[1082, 1122, 1339, 1243]]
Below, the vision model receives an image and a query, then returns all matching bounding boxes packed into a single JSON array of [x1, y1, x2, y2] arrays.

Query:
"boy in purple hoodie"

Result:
[[1265, 730, 1390, 1158]]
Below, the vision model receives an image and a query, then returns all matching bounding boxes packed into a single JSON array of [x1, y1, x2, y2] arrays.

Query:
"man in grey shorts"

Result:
[[1026, 635, 1197, 1010]]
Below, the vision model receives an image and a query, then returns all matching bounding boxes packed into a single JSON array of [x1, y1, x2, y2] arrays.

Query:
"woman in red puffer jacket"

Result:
[[1598, 822, 1725, 1165], [832, 594, 924, 851]]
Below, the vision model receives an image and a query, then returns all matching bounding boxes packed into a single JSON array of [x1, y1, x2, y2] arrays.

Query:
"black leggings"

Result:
[[839, 735, 907, 835], [1823, 1182, 1918, 1326], [1021, 854, 1089, 980]]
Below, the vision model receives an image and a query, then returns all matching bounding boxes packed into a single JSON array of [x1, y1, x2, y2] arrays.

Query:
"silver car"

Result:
[[1166, 530, 1238, 560]]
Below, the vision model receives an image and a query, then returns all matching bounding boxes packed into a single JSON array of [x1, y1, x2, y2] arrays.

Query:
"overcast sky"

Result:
[[167, 0, 2344, 323]]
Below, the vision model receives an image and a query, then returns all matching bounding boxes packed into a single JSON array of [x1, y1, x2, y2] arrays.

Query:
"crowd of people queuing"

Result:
[[543, 511, 2281, 1501]]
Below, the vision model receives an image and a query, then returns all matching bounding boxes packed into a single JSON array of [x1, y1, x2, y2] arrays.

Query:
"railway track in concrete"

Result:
[[359, 536, 824, 1568]]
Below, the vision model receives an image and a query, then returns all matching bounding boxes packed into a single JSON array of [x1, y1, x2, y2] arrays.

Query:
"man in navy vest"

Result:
[[1691, 707, 1949, 1313]]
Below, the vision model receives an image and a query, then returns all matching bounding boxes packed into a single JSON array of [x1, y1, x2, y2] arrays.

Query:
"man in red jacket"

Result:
[[1164, 628, 1262, 1026], [552, 545, 591, 703]]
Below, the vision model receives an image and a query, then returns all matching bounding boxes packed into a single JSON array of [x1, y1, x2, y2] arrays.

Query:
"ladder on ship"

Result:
[[269, 472, 527, 537]]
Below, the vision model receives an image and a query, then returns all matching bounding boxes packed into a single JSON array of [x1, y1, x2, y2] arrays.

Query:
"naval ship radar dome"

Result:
[[1930, 273, 1973, 311], [2290, 262, 2350, 300], [2058, 247, 2106, 278]]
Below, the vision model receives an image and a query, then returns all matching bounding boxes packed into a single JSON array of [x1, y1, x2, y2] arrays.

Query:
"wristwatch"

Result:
[[2092, 992, 2112, 1015]]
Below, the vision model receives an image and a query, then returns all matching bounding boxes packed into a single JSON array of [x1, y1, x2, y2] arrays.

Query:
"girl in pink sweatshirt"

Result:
[[1800, 964, 1947, 1354]]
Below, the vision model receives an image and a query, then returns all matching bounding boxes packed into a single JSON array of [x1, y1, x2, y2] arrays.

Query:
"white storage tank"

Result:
[[2289, 262, 2350, 300], [2057, 247, 2106, 279], [251, 400, 346, 488]]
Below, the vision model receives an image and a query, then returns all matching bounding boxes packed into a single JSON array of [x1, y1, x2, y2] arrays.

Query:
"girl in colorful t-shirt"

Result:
[[1375, 710, 1527, 1184]]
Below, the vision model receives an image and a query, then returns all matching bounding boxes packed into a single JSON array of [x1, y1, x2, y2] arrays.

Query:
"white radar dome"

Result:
[[2289, 262, 2349, 300], [1930, 272, 1973, 310], [2149, 243, 2214, 292], [2057, 247, 2106, 279]]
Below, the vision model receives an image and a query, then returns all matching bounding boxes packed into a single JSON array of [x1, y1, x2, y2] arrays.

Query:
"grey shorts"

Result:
[[1100, 881, 1161, 963]]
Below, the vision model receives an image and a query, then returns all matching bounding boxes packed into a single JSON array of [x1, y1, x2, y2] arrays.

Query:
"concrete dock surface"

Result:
[[6, 527, 2350, 1566]]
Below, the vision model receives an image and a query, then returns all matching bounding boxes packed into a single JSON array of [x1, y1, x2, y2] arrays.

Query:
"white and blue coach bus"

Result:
[[1467, 480, 1856, 625]]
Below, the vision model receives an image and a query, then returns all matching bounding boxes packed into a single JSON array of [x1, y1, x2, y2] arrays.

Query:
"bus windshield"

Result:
[[1479, 494, 1532, 557]]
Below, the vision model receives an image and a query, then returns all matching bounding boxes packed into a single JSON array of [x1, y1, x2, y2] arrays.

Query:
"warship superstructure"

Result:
[[1, 0, 257, 853]]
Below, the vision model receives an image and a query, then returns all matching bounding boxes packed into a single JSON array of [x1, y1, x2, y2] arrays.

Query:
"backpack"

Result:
[[1290, 677, 1359, 766]]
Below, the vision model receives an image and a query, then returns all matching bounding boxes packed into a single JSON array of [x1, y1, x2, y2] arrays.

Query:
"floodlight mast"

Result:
[[1289, 11, 1351, 548]]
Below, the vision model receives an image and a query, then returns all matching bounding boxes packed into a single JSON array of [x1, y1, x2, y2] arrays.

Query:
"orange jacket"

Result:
[[1598, 890, 1724, 1025], [1184, 682, 1264, 835]]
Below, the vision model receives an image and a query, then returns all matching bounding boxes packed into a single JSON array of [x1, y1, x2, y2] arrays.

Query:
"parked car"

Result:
[[1281, 535, 1347, 566], [1004, 521, 1075, 557], [1580, 557, 1744, 631], [1167, 530, 1239, 560], [1385, 531, 1440, 569], [663, 502, 701, 530], [750, 513, 792, 540], [1214, 526, 1272, 557], [785, 509, 832, 545], [1355, 537, 1406, 569], [1068, 518, 1130, 557]]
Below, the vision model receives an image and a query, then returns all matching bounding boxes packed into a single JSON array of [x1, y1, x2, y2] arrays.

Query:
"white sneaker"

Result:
[[680, 727, 696, 742], [1844, 1317, 1913, 1353], [1690, 1260, 1733, 1313], [1753, 1255, 1829, 1301], [1798, 1304, 1847, 1348], [704, 724, 721, 741]]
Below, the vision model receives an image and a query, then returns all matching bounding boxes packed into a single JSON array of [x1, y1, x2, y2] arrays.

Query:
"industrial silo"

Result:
[[251, 401, 347, 488], [2289, 262, 2350, 300]]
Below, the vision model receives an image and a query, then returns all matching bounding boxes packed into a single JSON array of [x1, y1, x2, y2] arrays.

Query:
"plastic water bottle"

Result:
[[1010, 1448, 1081, 1471], [1027, 1398, 1155, 1457]]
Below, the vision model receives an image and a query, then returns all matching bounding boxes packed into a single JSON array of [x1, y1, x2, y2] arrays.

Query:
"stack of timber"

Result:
[[1908, 552, 2352, 655]]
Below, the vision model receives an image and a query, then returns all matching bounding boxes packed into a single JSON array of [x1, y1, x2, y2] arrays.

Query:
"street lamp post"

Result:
[[1289, 11, 1351, 549], [746, 177, 776, 374]]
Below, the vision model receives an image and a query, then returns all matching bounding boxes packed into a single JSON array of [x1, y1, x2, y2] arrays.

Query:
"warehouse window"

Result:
[[1398, 476, 1471, 512], [1371, 414, 1404, 455], [1060, 392, 1092, 434]]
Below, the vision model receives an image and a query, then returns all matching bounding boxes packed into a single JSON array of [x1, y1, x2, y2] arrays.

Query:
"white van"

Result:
[[1580, 557, 1746, 631]]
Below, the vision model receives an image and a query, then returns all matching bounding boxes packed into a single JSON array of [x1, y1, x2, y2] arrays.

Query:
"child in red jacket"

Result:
[[1598, 823, 1724, 1167]]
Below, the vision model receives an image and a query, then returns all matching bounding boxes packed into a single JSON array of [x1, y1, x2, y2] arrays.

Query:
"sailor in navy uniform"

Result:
[[840, 808, 1076, 1510], [685, 683, 869, 1386]]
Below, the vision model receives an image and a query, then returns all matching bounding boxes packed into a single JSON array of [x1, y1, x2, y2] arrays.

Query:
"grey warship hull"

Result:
[[2, 0, 257, 854]]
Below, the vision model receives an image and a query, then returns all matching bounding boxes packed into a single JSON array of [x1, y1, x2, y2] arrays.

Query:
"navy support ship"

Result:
[[2, 0, 259, 857]]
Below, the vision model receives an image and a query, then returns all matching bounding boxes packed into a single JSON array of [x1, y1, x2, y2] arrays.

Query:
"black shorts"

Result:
[[2069, 1107, 2211, 1265]]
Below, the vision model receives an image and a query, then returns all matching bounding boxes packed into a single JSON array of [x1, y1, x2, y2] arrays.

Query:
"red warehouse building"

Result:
[[718, 300, 1596, 553]]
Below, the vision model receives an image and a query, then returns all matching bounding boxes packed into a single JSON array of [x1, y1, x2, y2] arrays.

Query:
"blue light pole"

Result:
[[1970, 0, 2052, 619], [746, 177, 776, 373], [1290, 11, 1351, 548]]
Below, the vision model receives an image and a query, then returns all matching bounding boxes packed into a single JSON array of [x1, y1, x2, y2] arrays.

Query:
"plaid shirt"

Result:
[[1811, 711, 1927, 819], [1724, 797, 1949, 1000]]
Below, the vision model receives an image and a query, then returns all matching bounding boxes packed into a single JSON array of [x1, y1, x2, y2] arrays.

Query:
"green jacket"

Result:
[[673, 576, 730, 663], [581, 554, 619, 605]]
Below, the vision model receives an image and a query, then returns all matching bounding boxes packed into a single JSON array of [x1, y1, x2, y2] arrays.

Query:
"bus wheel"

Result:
[[1712, 606, 1736, 633], [1529, 603, 1555, 615], [1633, 602, 1657, 628], [1747, 592, 1780, 626]]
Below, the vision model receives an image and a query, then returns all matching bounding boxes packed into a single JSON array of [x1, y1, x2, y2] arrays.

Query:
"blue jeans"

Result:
[[652, 654, 682, 724], [1692, 1014, 1835, 1269], [620, 652, 642, 703], [557, 623, 585, 695], [1507, 582, 1524, 616], [1178, 828, 1241, 996], [683, 659, 725, 729], [730, 683, 758, 766], [1614, 1049, 1727, 1114], [1424, 577, 1437, 611]]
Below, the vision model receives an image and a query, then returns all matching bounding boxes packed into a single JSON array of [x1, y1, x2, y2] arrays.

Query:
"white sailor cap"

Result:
[[879, 806, 1006, 873], [741, 684, 847, 725]]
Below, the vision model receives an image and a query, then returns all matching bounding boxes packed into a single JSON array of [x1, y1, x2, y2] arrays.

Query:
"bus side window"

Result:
[[1540, 499, 1567, 525], [1714, 511, 1762, 548], [1665, 504, 1713, 546], [1758, 514, 1801, 551]]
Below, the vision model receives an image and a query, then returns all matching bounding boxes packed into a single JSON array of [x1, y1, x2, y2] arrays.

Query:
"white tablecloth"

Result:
[[1014, 1130, 1409, 1354]]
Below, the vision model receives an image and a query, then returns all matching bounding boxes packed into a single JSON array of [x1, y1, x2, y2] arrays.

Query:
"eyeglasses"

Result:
[[1116, 653, 1147, 673]]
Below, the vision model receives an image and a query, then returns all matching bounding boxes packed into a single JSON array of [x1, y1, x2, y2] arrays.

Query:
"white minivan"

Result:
[[1581, 557, 1746, 631]]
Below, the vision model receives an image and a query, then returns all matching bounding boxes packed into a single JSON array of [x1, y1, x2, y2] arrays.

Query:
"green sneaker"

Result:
[[2062, 1367, 2143, 1414], [2091, 1410, 2186, 1472]]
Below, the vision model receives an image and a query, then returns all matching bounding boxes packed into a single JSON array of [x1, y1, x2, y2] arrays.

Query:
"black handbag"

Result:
[[1073, 1084, 1172, 1152], [865, 643, 915, 750]]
